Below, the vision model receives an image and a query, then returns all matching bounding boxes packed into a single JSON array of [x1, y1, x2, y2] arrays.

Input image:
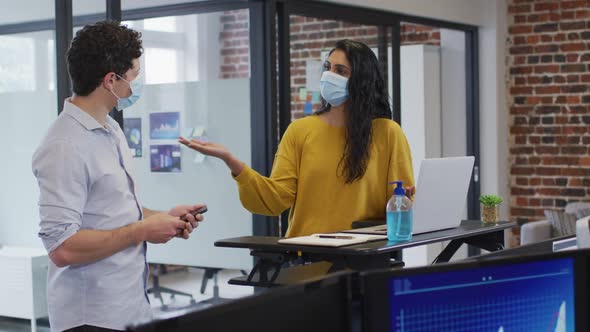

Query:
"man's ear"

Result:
[[102, 72, 117, 90]]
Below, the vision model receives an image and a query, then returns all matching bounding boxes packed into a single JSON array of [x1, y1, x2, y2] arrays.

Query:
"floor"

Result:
[[0, 268, 254, 332]]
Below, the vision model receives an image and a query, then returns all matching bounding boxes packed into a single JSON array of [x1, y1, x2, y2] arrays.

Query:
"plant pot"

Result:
[[481, 204, 500, 224]]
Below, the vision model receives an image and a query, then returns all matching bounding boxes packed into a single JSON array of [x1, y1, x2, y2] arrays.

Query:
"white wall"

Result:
[[399, 45, 443, 267], [440, 29, 467, 158], [324, 0, 487, 26], [479, 0, 510, 245], [401, 45, 442, 177]]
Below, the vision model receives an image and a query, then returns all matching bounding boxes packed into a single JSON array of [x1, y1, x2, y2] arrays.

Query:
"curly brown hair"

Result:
[[67, 20, 143, 96]]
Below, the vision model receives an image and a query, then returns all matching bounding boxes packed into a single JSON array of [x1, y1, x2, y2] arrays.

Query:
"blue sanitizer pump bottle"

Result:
[[386, 181, 413, 241]]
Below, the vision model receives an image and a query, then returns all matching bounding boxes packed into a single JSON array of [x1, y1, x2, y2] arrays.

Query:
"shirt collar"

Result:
[[104, 113, 120, 132], [61, 99, 106, 131]]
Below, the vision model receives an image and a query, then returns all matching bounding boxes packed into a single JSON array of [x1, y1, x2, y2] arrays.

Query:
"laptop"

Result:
[[344, 156, 475, 236]]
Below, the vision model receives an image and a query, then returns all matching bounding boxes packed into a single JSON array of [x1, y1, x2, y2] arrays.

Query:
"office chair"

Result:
[[147, 264, 196, 309], [192, 268, 245, 306]]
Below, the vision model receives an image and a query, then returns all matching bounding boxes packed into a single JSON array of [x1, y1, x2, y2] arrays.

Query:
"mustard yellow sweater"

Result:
[[233, 115, 414, 237]]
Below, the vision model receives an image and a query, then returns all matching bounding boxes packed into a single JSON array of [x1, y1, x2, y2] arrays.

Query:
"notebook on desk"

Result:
[[345, 156, 475, 236], [278, 233, 387, 247]]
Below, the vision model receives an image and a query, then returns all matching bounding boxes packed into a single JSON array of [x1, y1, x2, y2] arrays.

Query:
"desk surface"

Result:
[[215, 220, 516, 256]]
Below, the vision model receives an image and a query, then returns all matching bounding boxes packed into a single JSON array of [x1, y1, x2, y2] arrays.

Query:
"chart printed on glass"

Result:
[[149, 111, 180, 140]]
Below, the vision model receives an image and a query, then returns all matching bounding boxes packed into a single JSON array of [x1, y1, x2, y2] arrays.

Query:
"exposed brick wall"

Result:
[[218, 13, 440, 119], [401, 23, 441, 46], [219, 9, 250, 79], [507, 0, 590, 227]]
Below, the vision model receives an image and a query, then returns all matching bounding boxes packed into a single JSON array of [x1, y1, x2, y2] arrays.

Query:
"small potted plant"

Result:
[[479, 194, 503, 224]]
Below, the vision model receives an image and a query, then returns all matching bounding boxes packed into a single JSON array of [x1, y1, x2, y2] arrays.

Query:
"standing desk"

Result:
[[215, 220, 516, 287]]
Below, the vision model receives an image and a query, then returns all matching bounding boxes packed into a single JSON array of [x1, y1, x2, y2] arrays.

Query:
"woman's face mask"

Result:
[[110, 74, 143, 111], [319, 71, 349, 107]]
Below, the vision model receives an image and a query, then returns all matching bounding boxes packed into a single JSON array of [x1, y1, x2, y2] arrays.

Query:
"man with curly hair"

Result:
[[32, 21, 205, 332]]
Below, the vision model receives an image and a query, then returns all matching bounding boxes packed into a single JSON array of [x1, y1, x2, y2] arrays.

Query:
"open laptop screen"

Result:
[[361, 250, 590, 332]]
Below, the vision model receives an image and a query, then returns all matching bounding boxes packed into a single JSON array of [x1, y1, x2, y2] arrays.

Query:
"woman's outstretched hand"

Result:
[[178, 136, 245, 176], [178, 137, 229, 160]]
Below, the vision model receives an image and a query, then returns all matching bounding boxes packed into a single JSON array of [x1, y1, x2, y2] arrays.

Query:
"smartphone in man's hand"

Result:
[[180, 206, 207, 221]]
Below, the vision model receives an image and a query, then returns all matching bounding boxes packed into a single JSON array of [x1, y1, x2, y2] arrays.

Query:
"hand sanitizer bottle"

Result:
[[386, 181, 413, 241]]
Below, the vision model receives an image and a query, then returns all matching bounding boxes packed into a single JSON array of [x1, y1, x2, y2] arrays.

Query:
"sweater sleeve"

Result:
[[386, 123, 415, 199], [233, 124, 299, 216]]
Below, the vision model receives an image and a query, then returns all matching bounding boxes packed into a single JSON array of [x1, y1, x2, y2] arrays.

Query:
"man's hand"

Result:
[[140, 213, 187, 244], [168, 204, 206, 239]]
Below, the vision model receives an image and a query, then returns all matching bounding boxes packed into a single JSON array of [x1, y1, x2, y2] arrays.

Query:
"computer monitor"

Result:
[[127, 272, 353, 332], [360, 249, 590, 332]]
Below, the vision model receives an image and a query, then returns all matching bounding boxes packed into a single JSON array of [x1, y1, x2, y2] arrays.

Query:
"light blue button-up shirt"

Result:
[[32, 100, 152, 332]]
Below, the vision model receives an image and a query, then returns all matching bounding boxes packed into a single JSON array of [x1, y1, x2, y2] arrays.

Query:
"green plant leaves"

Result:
[[479, 194, 503, 206]]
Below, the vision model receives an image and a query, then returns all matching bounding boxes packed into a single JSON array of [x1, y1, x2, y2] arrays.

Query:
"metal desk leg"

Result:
[[432, 239, 464, 264], [433, 231, 506, 264], [242, 250, 297, 287], [465, 232, 505, 252]]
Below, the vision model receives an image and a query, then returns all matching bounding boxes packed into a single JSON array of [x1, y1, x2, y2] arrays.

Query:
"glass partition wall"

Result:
[[0, 7, 57, 248], [0, 29, 57, 247], [120, 10, 255, 271]]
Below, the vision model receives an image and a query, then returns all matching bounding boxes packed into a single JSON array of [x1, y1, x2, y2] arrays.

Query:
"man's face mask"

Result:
[[319, 71, 349, 107], [110, 74, 143, 111]]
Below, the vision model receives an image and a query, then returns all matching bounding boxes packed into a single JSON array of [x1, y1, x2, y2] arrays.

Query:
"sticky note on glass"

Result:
[[299, 88, 307, 101], [182, 125, 205, 138], [311, 91, 321, 104]]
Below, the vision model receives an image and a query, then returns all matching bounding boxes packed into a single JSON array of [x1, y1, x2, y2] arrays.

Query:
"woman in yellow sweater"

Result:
[[179, 39, 414, 237]]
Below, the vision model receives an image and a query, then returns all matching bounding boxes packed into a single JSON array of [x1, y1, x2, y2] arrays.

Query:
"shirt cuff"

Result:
[[40, 223, 79, 253], [38, 205, 82, 252], [232, 164, 256, 186]]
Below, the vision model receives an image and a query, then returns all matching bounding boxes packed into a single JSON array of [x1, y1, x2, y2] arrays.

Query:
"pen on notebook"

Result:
[[317, 235, 354, 239]]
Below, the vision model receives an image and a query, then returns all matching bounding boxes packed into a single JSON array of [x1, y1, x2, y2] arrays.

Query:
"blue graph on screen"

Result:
[[389, 258, 575, 332]]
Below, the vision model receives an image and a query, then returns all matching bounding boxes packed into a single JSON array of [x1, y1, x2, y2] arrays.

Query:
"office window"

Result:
[[145, 47, 180, 84], [129, 15, 198, 83], [144, 17, 177, 32], [0, 35, 36, 92]]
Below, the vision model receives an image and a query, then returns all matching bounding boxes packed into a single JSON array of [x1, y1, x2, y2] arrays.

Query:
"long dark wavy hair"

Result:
[[316, 39, 392, 183]]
